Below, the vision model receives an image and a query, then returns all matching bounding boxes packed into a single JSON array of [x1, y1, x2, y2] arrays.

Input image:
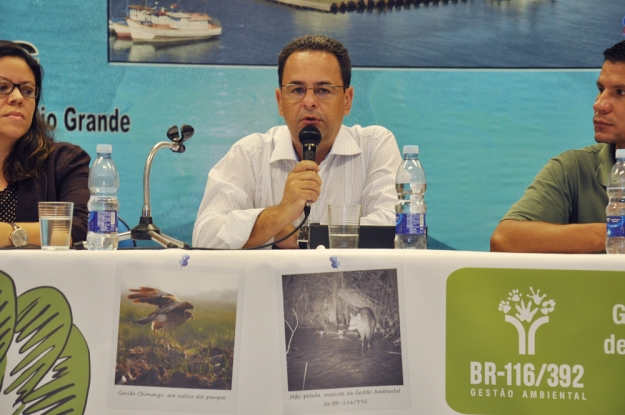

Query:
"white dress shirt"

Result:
[[193, 124, 402, 248]]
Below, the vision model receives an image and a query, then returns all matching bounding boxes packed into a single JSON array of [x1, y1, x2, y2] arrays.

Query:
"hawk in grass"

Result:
[[127, 287, 194, 341]]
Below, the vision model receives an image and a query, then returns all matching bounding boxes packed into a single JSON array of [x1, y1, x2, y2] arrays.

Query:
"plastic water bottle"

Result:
[[606, 148, 625, 254], [87, 144, 120, 250], [395, 145, 427, 249]]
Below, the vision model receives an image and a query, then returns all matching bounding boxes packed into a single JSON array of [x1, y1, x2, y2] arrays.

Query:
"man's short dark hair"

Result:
[[278, 35, 351, 87], [603, 40, 625, 63]]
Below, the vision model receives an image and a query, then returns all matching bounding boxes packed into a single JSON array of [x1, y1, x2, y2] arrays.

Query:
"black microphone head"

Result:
[[167, 125, 180, 142], [299, 125, 322, 146], [181, 124, 194, 141]]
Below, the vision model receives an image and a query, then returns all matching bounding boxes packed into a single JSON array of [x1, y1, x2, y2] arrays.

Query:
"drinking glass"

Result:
[[38, 202, 74, 250], [327, 204, 361, 249]]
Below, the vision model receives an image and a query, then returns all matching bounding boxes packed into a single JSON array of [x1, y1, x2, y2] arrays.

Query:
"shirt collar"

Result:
[[269, 125, 362, 163], [270, 128, 299, 163], [597, 143, 615, 187], [327, 126, 362, 158]]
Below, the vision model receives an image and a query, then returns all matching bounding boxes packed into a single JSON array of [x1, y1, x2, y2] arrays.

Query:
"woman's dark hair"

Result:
[[0, 40, 55, 183]]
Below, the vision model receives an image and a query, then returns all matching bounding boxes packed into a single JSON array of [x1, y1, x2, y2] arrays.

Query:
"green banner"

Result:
[[446, 268, 625, 414]]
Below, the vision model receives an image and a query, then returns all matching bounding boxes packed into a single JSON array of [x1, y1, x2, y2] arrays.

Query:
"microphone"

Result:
[[298, 126, 322, 215], [299, 125, 322, 162]]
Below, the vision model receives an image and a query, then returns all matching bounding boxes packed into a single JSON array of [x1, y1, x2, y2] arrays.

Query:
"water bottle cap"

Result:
[[616, 149, 625, 159], [403, 145, 419, 155], [96, 144, 112, 154]]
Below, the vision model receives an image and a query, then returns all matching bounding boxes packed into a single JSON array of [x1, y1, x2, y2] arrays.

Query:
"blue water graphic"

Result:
[[109, 0, 624, 67]]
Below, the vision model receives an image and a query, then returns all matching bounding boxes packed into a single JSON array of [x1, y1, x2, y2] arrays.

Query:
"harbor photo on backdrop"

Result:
[[108, 0, 624, 67]]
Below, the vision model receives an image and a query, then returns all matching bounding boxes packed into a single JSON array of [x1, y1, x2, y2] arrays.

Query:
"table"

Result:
[[0, 249, 623, 415]]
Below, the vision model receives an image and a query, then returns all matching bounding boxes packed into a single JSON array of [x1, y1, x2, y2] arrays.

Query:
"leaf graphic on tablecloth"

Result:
[[0, 274, 91, 415], [4, 287, 72, 404], [0, 271, 17, 390], [5, 288, 86, 413], [21, 324, 90, 415]]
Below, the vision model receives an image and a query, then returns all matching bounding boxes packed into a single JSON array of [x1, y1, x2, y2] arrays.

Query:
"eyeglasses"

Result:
[[0, 79, 39, 99], [281, 84, 346, 101]]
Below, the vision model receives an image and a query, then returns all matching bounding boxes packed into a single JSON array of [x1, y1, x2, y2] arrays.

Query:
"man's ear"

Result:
[[276, 87, 284, 117], [343, 86, 354, 116]]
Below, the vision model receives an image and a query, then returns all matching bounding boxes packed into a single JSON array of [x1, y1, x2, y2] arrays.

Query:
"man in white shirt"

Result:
[[193, 35, 401, 249]]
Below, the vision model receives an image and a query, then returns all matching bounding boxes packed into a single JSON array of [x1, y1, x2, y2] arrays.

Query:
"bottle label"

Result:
[[88, 211, 118, 233], [396, 213, 426, 235], [607, 216, 625, 237]]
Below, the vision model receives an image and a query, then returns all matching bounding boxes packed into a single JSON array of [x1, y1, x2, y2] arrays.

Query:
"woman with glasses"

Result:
[[0, 40, 90, 248]]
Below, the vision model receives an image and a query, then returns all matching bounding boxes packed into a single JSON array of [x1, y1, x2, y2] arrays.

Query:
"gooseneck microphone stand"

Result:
[[74, 125, 194, 250], [129, 124, 194, 249]]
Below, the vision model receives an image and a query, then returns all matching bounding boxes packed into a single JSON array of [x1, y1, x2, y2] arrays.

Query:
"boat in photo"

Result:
[[110, 20, 132, 39], [126, 4, 222, 43]]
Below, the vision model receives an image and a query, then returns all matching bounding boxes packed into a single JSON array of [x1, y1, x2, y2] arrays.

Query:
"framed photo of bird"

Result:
[[108, 263, 243, 413]]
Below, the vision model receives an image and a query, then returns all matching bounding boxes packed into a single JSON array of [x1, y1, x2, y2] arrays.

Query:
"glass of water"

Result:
[[38, 202, 74, 250], [327, 204, 361, 249]]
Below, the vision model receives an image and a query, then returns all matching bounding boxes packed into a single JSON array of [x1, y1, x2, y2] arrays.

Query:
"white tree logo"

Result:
[[498, 287, 556, 355]]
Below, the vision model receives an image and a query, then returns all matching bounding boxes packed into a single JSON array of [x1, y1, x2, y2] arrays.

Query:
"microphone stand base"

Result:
[[131, 216, 189, 249]]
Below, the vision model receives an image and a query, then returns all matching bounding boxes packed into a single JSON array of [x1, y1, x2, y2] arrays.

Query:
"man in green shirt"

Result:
[[491, 40, 625, 253]]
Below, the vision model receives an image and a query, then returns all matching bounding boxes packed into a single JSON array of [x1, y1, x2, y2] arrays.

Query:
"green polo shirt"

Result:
[[502, 143, 615, 224]]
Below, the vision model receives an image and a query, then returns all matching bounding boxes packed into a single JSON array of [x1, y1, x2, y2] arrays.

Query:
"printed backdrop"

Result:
[[2, 1, 625, 250]]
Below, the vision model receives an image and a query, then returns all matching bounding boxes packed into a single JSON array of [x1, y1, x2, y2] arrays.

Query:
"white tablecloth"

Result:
[[0, 249, 623, 415]]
